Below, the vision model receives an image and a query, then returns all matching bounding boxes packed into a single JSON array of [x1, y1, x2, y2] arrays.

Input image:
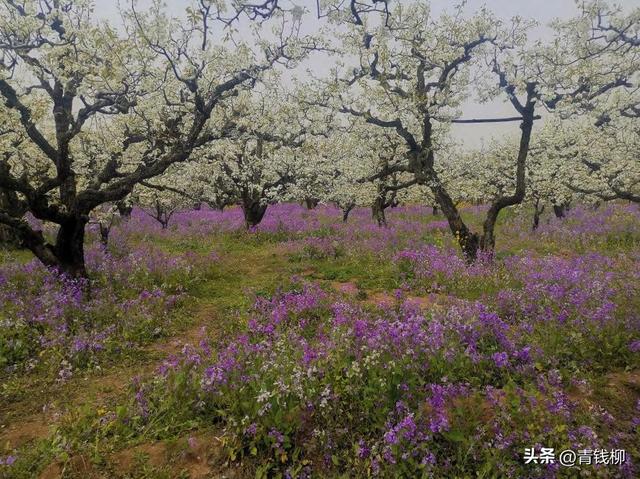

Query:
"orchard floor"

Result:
[[1, 204, 639, 478]]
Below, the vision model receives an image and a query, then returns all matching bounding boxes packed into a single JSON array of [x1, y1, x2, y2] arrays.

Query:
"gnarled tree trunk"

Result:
[[148, 199, 175, 229], [429, 178, 480, 261], [99, 222, 111, 248], [478, 107, 534, 253], [342, 202, 355, 222], [304, 197, 319, 210], [0, 176, 89, 277], [242, 198, 268, 228], [415, 86, 536, 262], [552, 201, 569, 218], [0, 224, 19, 247], [116, 200, 132, 218], [372, 195, 388, 227], [532, 198, 544, 230], [53, 218, 88, 278], [0, 189, 20, 248]]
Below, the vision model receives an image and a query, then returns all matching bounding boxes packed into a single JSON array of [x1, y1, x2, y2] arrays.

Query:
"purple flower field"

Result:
[[1, 203, 639, 478]]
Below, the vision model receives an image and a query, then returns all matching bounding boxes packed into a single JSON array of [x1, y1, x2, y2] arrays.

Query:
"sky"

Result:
[[94, 0, 640, 148]]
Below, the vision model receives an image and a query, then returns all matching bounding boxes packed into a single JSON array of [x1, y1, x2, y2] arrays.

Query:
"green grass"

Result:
[[301, 253, 399, 291]]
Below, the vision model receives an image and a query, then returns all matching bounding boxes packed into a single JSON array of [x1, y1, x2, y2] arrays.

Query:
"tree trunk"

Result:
[[116, 200, 132, 218], [0, 224, 18, 247], [478, 101, 535, 255], [0, 221, 20, 248], [0, 190, 21, 248], [427, 174, 480, 262], [207, 200, 226, 211], [342, 203, 355, 223], [412, 117, 483, 262], [532, 199, 544, 230], [52, 217, 88, 278], [372, 183, 390, 228], [242, 199, 268, 228], [152, 201, 173, 229], [553, 203, 567, 218], [99, 222, 110, 248], [304, 198, 319, 210], [432, 186, 480, 261], [432, 205, 439, 216], [372, 197, 387, 227]]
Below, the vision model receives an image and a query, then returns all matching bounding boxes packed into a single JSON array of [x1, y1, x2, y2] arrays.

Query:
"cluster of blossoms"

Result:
[[141, 271, 637, 477], [115, 203, 453, 258], [96, 203, 638, 477], [529, 204, 640, 241], [3, 202, 639, 476], [0, 238, 214, 379], [284, 206, 451, 260], [102, 203, 640, 266]]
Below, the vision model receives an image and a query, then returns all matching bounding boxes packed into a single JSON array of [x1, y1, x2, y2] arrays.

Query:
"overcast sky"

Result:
[[95, 0, 639, 148]]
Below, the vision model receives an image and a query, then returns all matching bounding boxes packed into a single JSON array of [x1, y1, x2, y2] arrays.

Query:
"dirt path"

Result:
[[0, 304, 216, 450], [0, 242, 288, 453], [13, 244, 292, 477]]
